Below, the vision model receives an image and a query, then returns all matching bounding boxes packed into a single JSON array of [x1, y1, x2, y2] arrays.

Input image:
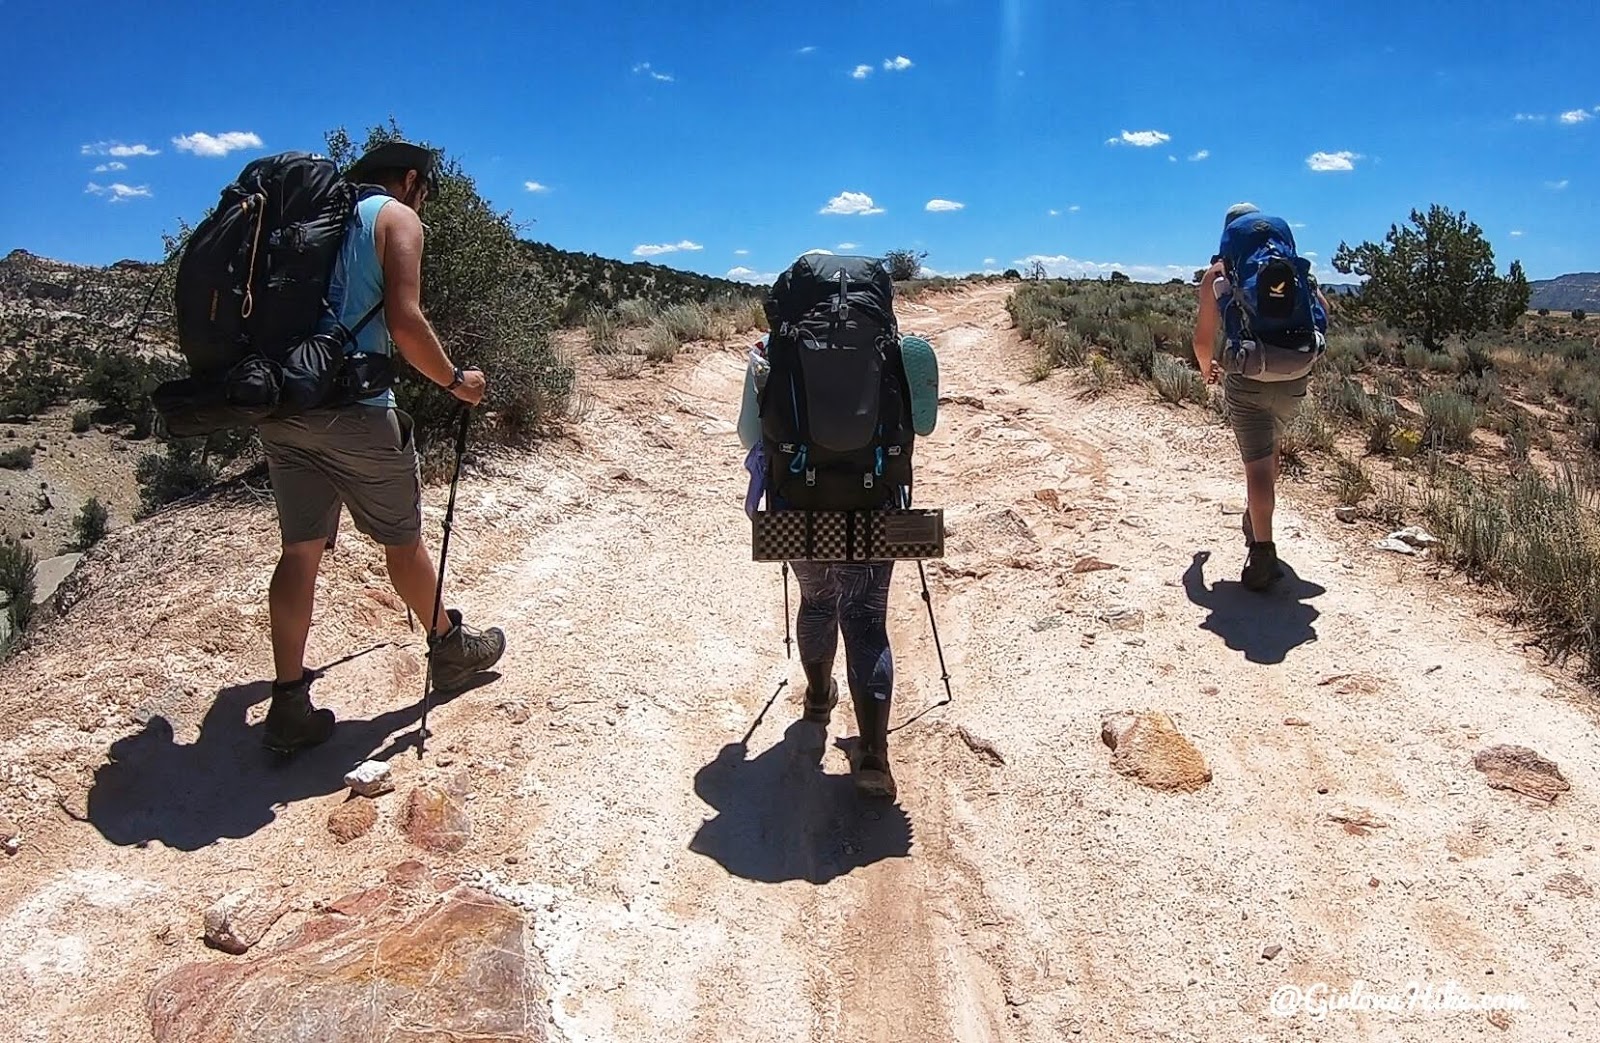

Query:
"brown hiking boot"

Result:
[[1241, 541, 1285, 592], [262, 673, 335, 754], [850, 690, 898, 800], [428, 609, 506, 694]]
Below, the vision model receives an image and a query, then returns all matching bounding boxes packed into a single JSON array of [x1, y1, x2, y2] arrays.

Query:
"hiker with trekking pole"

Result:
[[152, 141, 506, 754], [738, 252, 950, 801]]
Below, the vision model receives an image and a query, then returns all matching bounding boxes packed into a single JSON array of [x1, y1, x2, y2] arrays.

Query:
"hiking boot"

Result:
[[1241, 541, 1285, 592], [428, 609, 506, 694], [802, 678, 839, 724], [850, 690, 898, 801], [262, 673, 335, 754], [854, 744, 898, 801]]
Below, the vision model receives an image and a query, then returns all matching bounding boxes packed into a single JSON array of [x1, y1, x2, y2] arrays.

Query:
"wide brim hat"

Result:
[[347, 141, 440, 194]]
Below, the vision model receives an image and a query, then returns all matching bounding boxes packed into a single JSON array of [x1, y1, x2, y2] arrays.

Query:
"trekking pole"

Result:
[[419, 405, 472, 758], [916, 560, 953, 706], [781, 561, 793, 659]]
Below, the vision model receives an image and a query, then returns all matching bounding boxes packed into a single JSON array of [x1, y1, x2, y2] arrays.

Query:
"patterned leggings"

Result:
[[790, 561, 896, 705]]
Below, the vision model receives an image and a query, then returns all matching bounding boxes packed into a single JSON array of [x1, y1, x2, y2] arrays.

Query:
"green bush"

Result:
[[1402, 343, 1432, 370], [614, 299, 659, 328], [1152, 353, 1206, 405], [1332, 452, 1374, 506], [1366, 395, 1398, 454], [585, 307, 621, 355], [883, 249, 927, 282], [72, 497, 110, 549], [1323, 375, 1374, 421], [135, 440, 217, 516], [0, 537, 36, 637], [1421, 390, 1479, 450], [1575, 310, 1588, 323], [642, 321, 682, 361], [71, 410, 93, 433], [0, 446, 34, 470], [659, 302, 715, 343], [81, 352, 173, 426]]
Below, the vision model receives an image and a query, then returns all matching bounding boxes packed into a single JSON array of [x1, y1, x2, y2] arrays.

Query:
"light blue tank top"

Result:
[[319, 194, 395, 408]]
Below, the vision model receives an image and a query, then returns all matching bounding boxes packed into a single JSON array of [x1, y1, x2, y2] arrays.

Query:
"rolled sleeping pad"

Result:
[[900, 334, 939, 436]]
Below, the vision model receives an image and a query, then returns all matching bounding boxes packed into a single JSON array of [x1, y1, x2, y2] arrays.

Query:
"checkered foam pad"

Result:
[[752, 509, 945, 562]]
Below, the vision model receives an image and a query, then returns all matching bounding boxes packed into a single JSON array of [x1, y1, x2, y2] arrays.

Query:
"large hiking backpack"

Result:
[[152, 151, 390, 436], [759, 253, 914, 512], [1215, 213, 1328, 382]]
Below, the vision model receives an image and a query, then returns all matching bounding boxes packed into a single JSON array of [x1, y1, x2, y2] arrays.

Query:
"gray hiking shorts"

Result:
[[1224, 374, 1309, 464], [259, 406, 422, 547]]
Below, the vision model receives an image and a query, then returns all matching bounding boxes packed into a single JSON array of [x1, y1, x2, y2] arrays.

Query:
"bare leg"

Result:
[[384, 537, 453, 636], [269, 539, 326, 685]]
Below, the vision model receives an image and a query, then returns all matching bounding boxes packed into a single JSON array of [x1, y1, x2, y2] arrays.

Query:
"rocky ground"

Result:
[[0, 285, 1595, 1042]]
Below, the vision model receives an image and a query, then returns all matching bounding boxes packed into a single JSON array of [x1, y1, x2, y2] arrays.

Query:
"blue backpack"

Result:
[[1215, 214, 1327, 380]]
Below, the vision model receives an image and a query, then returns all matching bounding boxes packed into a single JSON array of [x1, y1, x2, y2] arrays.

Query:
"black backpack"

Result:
[[759, 253, 913, 511], [152, 151, 391, 436]]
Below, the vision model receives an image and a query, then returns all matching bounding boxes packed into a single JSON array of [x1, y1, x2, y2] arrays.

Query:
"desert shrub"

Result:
[[1152, 353, 1206, 405], [642, 321, 682, 362], [1421, 390, 1479, 450], [1574, 310, 1588, 322], [1422, 467, 1600, 675], [0, 446, 34, 470], [1372, 476, 1410, 527], [884, 249, 927, 282], [1366, 395, 1398, 454], [1324, 333, 1368, 375], [1323, 375, 1374, 421], [586, 307, 621, 355], [71, 410, 93, 433], [135, 439, 218, 515], [660, 302, 715, 342], [1403, 343, 1432, 370], [1332, 452, 1374, 506], [1083, 353, 1119, 398], [0, 537, 36, 638], [614, 299, 659, 328], [72, 497, 109, 549], [0, 351, 73, 421], [1287, 399, 1336, 454]]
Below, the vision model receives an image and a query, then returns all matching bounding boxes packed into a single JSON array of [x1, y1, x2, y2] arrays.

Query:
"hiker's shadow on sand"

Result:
[[1184, 550, 1325, 665], [689, 720, 913, 885], [81, 653, 496, 852]]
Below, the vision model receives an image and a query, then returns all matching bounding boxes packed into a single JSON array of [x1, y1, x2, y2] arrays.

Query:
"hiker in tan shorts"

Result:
[[1193, 202, 1331, 590]]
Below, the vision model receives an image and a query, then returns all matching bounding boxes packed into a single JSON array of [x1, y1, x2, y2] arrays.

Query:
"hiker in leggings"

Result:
[[792, 560, 897, 798]]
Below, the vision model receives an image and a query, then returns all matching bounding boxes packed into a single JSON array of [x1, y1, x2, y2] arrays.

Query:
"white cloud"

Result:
[[1510, 230, 1525, 237], [1047, 208, 1061, 217], [819, 190, 884, 216], [1106, 130, 1170, 148], [1168, 155, 1177, 162], [1306, 150, 1361, 172], [882, 55, 914, 72], [632, 62, 674, 82], [851, 64, 873, 80], [1559, 109, 1592, 124], [734, 248, 750, 256], [1290, 222, 1309, 229], [172, 131, 263, 157], [524, 181, 550, 193], [798, 45, 817, 54], [727, 266, 779, 284], [1069, 205, 1081, 213], [85, 182, 152, 203], [983, 257, 997, 266], [925, 198, 965, 212], [81, 141, 159, 158], [632, 240, 703, 257], [1014, 253, 1195, 282], [1514, 113, 1546, 122], [1545, 179, 1570, 190], [93, 161, 128, 173], [836, 242, 859, 250], [804, 248, 835, 256], [1189, 149, 1211, 161]]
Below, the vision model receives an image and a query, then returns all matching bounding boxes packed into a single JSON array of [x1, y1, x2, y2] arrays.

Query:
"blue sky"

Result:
[[3, 0, 1597, 283]]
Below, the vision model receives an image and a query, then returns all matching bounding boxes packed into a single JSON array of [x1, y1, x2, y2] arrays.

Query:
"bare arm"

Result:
[[376, 203, 486, 403], [1193, 262, 1223, 381]]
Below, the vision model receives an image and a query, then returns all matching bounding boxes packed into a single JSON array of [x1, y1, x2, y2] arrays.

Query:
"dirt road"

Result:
[[1, 285, 1596, 1042]]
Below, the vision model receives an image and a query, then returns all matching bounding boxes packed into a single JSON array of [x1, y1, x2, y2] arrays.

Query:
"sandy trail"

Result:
[[1, 285, 1596, 1042]]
